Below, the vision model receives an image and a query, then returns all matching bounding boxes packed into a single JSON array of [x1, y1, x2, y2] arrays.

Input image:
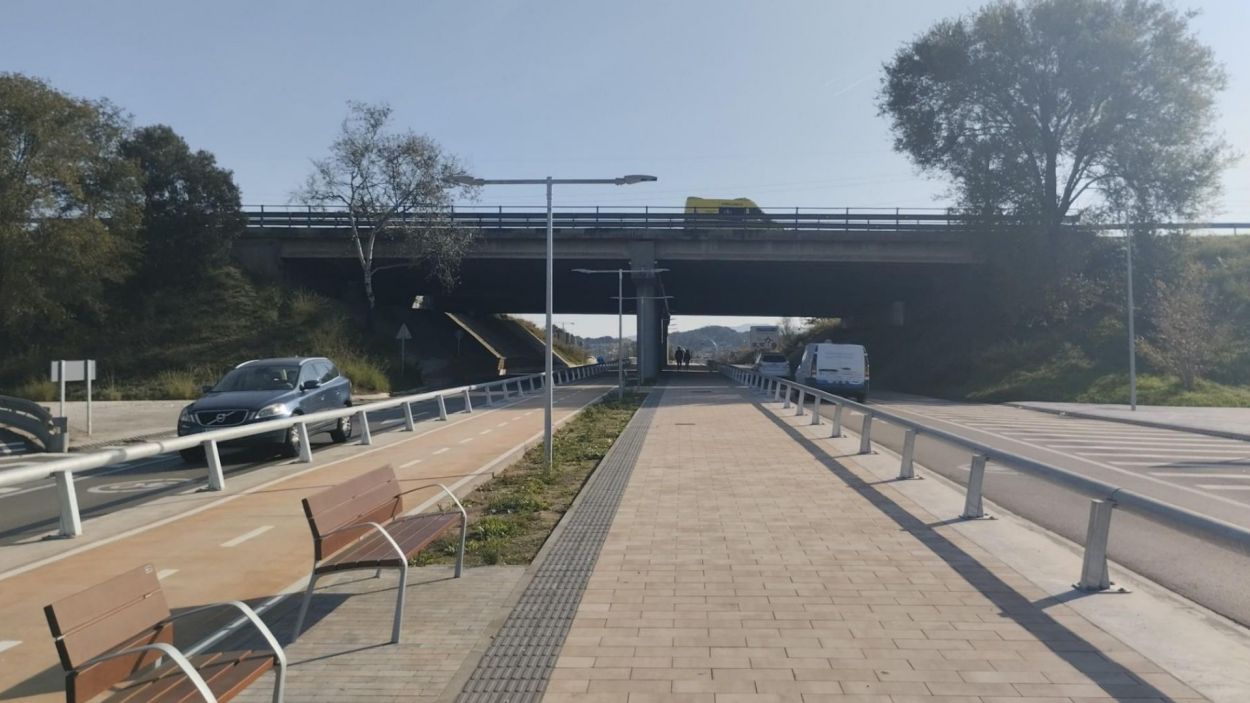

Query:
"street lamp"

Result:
[[574, 267, 669, 399], [451, 174, 657, 469]]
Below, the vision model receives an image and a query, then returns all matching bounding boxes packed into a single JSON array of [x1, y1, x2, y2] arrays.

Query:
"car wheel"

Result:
[[179, 447, 204, 464], [330, 413, 352, 443], [279, 424, 301, 458]]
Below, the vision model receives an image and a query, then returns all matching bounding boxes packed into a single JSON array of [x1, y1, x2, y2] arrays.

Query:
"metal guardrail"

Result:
[[240, 205, 1248, 235], [718, 364, 1250, 591], [0, 395, 67, 453], [0, 365, 612, 538], [241, 206, 1078, 233]]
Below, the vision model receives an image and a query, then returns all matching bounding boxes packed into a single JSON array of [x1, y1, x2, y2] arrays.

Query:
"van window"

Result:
[[760, 353, 786, 363]]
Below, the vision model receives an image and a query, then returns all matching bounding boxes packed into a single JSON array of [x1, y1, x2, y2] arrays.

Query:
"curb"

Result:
[[1005, 402, 1250, 443]]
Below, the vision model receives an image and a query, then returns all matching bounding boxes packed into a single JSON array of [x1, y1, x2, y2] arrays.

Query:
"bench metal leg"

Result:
[[291, 572, 319, 643], [392, 561, 408, 644], [455, 514, 467, 579]]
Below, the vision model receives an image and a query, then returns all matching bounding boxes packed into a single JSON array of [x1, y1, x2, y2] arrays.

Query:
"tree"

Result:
[[296, 102, 477, 318], [879, 0, 1232, 236], [1142, 260, 1230, 391], [0, 73, 141, 342], [121, 125, 246, 286]]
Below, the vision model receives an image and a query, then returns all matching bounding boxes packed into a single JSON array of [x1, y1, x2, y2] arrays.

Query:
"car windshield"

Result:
[[211, 365, 301, 392], [760, 354, 786, 363]]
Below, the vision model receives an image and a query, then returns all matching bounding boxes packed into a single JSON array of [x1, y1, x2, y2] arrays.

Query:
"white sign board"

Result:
[[395, 323, 412, 340], [50, 360, 96, 382]]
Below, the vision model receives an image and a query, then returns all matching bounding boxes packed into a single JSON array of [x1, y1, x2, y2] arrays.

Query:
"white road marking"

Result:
[[879, 406, 1250, 511], [157, 569, 178, 580], [433, 448, 450, 455], [458, 438, 475, 444], [496, 422, 509, 428], [1077, 450, 1249, 459], [1197, 484, 1250, 491], [1050, 442, 1245, 455], [220, 525, 273, 548], [0, 641, 20, 655], [479, 429, 492, 435], [1150, 472, 1250, 479], [0, 487, 21, 496], [399, 458, 423, 468]]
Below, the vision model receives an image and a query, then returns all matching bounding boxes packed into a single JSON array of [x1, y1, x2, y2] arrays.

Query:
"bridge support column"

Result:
[[632, 260, 663, 384]]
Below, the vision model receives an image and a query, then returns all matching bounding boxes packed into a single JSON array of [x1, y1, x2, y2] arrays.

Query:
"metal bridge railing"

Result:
[[0, 364, 613, 538], [717, 364, 1250, 592], [0, 395, 67, 453]]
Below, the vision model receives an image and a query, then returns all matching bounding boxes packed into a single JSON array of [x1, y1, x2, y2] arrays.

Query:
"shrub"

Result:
[[152, 370, 203, 399], [470, 515, 519, 541], [5, 378, 56, 401], [339, 355, 390, 394]]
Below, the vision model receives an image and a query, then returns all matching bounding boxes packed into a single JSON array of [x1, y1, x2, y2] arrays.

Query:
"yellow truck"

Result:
[[684, 197, 764, 215]]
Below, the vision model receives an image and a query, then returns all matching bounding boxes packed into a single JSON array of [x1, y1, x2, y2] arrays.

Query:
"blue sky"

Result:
[[4, 0, 1247, 337]]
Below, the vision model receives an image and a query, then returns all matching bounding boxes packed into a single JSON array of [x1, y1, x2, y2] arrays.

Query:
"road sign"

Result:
[[396, 323, 412, 373], [50, 360, 95, 382], [50, 360, 97, 436]]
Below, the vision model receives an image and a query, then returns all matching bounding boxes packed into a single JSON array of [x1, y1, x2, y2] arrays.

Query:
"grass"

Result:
[[414, 391, 646, 567], [1076, 374, 1250, 407]]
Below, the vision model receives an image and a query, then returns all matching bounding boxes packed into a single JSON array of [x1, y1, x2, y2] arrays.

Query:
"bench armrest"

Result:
[[317, 520, 406, 561], [80, 643, 216, 703], [170, 601, 287, 671], [397, 483, 467, 522]]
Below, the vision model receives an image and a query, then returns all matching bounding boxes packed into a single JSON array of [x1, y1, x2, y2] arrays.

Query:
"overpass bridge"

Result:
[[231, 206, 1246, 380], [234, 206, 1003, 380]]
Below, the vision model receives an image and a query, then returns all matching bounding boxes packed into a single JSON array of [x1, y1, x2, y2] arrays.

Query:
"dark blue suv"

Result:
[[177, 357, 353, 462]]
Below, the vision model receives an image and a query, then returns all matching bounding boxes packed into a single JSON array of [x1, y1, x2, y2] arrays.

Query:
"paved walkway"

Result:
[[0, 381, 610, 702], [545, 374, 1206, 702], [1013, 402, 1250, 441]]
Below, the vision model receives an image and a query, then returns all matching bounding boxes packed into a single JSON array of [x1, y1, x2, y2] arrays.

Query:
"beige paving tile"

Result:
[[540, 377, 1209, 703]]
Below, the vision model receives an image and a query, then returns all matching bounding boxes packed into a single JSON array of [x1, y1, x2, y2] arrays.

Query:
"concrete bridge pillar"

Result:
[[630, 242, 663, 383]]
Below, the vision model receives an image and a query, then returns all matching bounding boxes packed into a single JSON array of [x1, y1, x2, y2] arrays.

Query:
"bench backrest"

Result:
[[302, 465, 405, 561], [44, 564, 174, 703]]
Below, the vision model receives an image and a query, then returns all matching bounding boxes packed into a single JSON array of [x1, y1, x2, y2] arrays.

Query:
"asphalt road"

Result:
[[808, 391, 1250, 628], [0, 390, 491, 546]]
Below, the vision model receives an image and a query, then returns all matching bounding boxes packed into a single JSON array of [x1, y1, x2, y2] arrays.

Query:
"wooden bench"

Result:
[[292, 464, 468, 644], [44, 563, 286, 703]]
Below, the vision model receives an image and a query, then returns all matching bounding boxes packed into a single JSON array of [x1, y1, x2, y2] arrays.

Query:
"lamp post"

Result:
[[574, 267, 669, 399], [451, 174, 656, 469], [1126, 231, 1137, 411]]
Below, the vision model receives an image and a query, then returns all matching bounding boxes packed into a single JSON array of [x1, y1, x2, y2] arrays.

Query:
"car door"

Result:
[[320, 362, 348, 409], [297, 363, 327, 423]]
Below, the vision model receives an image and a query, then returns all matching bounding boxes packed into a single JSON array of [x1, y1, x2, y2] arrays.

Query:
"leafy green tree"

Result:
[[1141, 260, 1230, 390], [296, 102, 477, 317], [121, 125, 246, 286], [879, 0, 1232, 235], [0, 73, 141, 342]]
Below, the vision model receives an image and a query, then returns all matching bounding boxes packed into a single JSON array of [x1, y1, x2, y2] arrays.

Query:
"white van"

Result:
[[796, 342, 869, 402], [753, 351, 790, 378]]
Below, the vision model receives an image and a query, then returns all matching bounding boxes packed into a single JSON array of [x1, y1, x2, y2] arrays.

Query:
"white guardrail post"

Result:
[[782, 383, 791, 409], [55, 470, 82, 537], [402, 402, 416, 431], [858, 414, 873, 454], [297, 422, 313, 462], [898, 428, 918, 480], [357, 410, 372, 445], [794, 390, 806, 417], [810, 396, 821, 425], [437, 394, 448, 420], [485, 386, 494, 406], [961, 454, 989, 519], [773, 379, 782, 401], [206, 439, 226, 489], [463, 388, 473, 413], [831, 402, 843, 438], [1077, 499, 1116, 591]]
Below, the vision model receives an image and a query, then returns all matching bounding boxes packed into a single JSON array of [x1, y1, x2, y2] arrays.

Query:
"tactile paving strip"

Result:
[[456, 388, 664, 702]]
